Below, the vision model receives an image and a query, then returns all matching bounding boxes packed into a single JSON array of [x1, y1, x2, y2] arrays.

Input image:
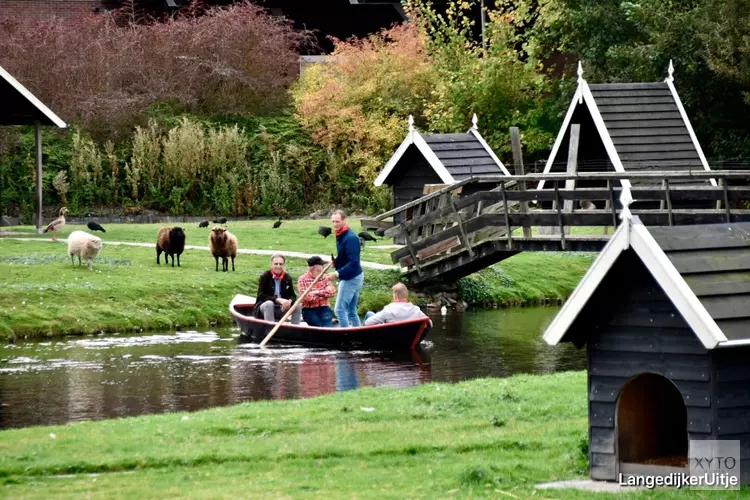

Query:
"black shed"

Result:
[[544, 217, 750, 484], [537, 61, 713, 195], [373, 115, 510, 226]]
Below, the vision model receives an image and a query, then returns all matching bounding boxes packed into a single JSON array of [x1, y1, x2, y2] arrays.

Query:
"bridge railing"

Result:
[[375, 170, 750, 271]]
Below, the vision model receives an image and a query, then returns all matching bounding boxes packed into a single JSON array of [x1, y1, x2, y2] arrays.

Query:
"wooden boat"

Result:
[[229, 294, 431, 349]]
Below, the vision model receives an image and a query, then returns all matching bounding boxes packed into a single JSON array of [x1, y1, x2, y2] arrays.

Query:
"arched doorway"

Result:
[[616, 373, 688, 473]]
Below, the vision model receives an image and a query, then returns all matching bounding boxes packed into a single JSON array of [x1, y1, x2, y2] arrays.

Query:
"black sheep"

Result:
[[156, 226, 186, 267], [317, 226, 332, 238], [87, 221, 106, 233], [358, 231, 377, 242], [199, 220, 210, 228], [213, 218, 228, 224], [273, 218, 282, 229]]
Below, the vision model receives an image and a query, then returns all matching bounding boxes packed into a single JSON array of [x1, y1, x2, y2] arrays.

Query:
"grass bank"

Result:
[[0, 219, 595, 339], [0, 372, 742, 498]]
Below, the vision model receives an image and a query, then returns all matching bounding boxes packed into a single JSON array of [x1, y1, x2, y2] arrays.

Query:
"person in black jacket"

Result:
[[254, 253, 302, 324]]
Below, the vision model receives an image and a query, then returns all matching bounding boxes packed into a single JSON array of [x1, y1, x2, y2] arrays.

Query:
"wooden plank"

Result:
[[668, 248, 750, 275], [715, 381, 750, 409], [683, 272, 750, 296], [687, 407, 713, 433], [589, 351, 711, 382], [595, 96, 675, 106], [504, 210, 750, 227], [564, 124, 580, 216], [651, 223, 750, 251], [589, 327, 706, 355], [433, 150, 490, 159], [428, 142, 486, 151], [590, 427, 616, 454], [716, 408, 750, 435], [449, 198, 474, 258], [590, 402, 615, 428], [510, 127, 531, 238], [699, 295, 750, 321], [609, 127, 696, 138], [360, 219, 393, 230], [422, 184, 462, 196], [416, 235, 461, 260], [616, 142, 698, 153]]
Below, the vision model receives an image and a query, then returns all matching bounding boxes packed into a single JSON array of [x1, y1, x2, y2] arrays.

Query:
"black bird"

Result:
[[317, 226, 332, 238], [375, 227, 386, 238], [198, 220, 210, 228], [87, 221, 106, 233], [358, 231, 377, 242], [213, 218, 227, 224], [273, 218, 282, 229]]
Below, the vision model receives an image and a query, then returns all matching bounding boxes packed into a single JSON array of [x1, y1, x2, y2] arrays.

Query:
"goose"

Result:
[[44, 207, 68, 241]]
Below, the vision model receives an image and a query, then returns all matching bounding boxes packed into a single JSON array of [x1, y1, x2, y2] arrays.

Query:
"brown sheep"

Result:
[[156, 226, 186, 267], [209, 226, 238, 272]]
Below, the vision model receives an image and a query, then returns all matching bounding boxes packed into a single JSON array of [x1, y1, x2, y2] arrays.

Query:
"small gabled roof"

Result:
[[538, 61, 711, 190], [543, 217, 750, 350], [374, 115, 510, 187], [0, 65, 66, 128]]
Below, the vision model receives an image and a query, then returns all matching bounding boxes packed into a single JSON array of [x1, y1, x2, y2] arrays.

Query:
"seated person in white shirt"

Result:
[[364, 282, 432, 327]]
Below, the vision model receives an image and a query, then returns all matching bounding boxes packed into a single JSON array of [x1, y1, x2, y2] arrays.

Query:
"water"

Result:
[[0, 307, 585, 429]]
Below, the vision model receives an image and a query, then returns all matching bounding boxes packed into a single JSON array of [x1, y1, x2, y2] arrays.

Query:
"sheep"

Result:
[[209, 226, 238, 272], [156, 226, 186, 267], [67, 230, 103, 271]]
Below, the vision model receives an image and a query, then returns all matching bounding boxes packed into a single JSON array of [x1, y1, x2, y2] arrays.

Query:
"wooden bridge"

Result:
[[365, 170, 750, 284]]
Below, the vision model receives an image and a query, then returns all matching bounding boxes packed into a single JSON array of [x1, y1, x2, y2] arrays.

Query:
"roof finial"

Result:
[[408, 115, 414, 132], [471, 113, 478, 130], [666, 59, 674, 83], [577, 61, 583, 84]]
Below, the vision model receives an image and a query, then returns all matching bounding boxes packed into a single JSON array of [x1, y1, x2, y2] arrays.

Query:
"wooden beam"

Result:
[[35, 121, 43, 231], [417, 235, 461, 260], [563, 124, 580, 214], [501, 182, 512, 248], [510, 127, 531, 238], [449, 197, 474, 258], [664, 179, 673, 226], [360, 219, 394, 230]]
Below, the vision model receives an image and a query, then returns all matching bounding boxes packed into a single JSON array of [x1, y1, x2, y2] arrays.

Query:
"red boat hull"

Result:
[[229, 295, 430, 350]]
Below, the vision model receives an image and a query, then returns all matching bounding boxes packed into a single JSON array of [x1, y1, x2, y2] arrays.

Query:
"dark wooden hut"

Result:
[[373, 115, 510, 226], [537, 61, 713, 197], [544, 217, 750, 484]]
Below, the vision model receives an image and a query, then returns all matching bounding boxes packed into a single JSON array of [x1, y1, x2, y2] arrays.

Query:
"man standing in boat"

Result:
[[297, 256, 336, 327], [364, 283, 432, 327], [254, 253, 302, 325], [328, 209, 364, 327]]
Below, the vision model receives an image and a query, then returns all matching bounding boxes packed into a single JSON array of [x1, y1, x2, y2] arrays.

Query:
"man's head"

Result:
[[331, 209, 347, 232], [392, 282, 408, 301], [271, 253, 286, 272], [307, 256, 326, 278]]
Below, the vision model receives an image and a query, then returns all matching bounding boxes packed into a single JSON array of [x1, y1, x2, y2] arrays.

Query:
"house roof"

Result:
[[538, 62, 711, 190], [374, 118, 510, 187], [0, 65, 66, 128], [543, 217, 750, 350]]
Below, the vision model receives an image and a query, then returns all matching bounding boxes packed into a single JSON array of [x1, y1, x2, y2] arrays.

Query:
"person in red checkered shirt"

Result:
[[297, 256, 337, 327]]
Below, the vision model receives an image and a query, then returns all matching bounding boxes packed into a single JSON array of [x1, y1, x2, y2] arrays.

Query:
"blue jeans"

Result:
[[364, 311, 375, 323], [302, 306, 333, 327], [335, 271, 364, 327]]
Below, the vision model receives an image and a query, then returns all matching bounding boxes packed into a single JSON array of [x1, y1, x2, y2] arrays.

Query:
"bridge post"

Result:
[[510, 127, 532, 238], [564, 124, 580, 235]]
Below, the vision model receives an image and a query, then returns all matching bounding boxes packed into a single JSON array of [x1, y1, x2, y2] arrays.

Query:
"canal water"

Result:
[[0, 307, 585, 429]]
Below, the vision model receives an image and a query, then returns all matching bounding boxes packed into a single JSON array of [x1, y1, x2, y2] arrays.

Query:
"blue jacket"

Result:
[[335, 228, 363, 281]]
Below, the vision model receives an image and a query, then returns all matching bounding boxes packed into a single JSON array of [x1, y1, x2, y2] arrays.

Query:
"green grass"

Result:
[[0, 220, 596, 339], [6, 219, 400, 265], [0, 372, 744, 498]]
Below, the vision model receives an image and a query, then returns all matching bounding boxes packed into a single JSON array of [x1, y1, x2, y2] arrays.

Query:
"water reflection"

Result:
[[0, 306, 584, 429]]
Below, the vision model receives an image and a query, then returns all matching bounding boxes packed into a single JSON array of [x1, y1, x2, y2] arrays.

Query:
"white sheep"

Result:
[[67, 230, 103, 271]]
